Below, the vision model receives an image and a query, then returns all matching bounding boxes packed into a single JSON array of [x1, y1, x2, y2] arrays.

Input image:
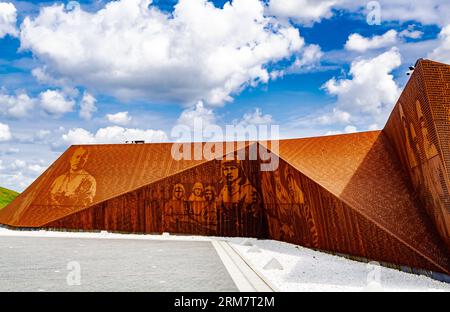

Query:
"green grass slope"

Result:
[[0, 187, 19, 209]]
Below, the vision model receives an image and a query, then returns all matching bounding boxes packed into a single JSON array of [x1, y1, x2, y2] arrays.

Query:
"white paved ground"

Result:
[[227, 237, 450, 292], [0, 236, 238, 292], [0, 227, 449, 292]]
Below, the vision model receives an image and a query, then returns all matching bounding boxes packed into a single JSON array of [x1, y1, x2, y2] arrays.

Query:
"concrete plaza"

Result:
[[0, 236, 238, 292]]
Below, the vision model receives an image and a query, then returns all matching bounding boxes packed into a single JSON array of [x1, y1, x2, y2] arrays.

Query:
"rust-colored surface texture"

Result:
[[1, 59, 449, 274], [385, 60, 450, 250]]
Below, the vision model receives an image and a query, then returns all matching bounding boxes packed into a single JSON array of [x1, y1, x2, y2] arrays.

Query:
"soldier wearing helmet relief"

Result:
[[163, 183, 192, 233], [218, 159, 260, 236], [201, 185, 218, 234]]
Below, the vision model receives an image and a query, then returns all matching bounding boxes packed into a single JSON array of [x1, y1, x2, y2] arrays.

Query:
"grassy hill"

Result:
[[0, 187, 19, 209]]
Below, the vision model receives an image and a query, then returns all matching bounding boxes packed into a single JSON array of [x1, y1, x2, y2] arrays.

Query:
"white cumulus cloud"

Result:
[[399, 25, 424, 39], [62, 126, 168, 145], [268, 0, 341, 25], [79, 92, 97, 120], [106, 111, 132, 126], [315, 108, 352, 126], [19, 0, 305, 106], [362, 0, 450, 27], [0, 157, 49, 191], [333, 1, 450, 27], [322, 48, 402, 129], [428, 25, 450, 64], [0, 2, 17, 38], [269, 1, 450, 27], [0, 90, 36, 118], [0, 122, 12, 141], [236, 108, 273, 126], [345, 30, 398, 52], [177, 101, 217, 129], [39, 90, 75, 115]]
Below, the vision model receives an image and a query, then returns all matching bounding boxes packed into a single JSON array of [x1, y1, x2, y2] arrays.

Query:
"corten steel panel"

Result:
[[261, 158, 449, 273], [46, 153, 269, 238], [261, 133, 450, 273], [0, 142, 251, 227], [44, 145, 450, 273], [384, 59, 450, 248]]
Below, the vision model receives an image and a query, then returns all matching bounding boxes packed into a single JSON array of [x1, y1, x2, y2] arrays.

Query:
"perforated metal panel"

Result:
[[0, 142, 250, 227], [385, 59, 450, 250]]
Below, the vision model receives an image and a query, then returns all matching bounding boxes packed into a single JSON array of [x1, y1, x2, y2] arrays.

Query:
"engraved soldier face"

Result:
[[70, 148, 89, 171], [204, 187, 215, 201], [192, 182, 204, 197], [223, 163, 239, 183], [173, 184, 185, 200]]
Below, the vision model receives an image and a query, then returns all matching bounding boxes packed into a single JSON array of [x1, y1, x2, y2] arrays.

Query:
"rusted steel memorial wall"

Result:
[[385, 60, 450, 249], [1, 59, 450, 274]]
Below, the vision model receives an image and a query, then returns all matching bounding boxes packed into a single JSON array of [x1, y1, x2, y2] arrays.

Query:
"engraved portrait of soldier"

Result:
[[49, 147, 96, 207], [172, 183, 186, 201], [201, 185, 218, 232], [163, 183, 192, 233], [218, 160, 259, 205], [204, 185, 215, 202], [218, 159, 260, 236], [187, 182, 206, 232], [188, 182, 205, 202]]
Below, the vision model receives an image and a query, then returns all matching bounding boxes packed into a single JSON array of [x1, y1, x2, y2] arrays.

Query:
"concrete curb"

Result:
[[211, 240, 274, 292], [227, 242, 280, 292]]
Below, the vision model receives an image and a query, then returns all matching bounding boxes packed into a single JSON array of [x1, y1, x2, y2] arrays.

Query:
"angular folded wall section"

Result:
[[384, 59, 450, 249], [0, 59, 449, 274]]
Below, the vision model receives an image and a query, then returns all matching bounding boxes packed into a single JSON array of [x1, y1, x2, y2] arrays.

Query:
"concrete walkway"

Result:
[[0, 236, 241, 292]]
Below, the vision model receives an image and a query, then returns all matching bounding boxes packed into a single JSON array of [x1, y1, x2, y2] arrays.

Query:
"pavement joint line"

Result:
[[211, 240, 273, 292]]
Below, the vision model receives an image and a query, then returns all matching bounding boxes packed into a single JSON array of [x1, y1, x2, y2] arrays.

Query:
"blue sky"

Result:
[[0, 0, 449, 191]]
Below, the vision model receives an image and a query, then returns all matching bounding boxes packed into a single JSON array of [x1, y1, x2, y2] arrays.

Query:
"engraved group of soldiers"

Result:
[[45, 147, 319, 245], [162, 182, 217, 233], [162, 159, 320, 245], [162, 159, 261, 235]]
